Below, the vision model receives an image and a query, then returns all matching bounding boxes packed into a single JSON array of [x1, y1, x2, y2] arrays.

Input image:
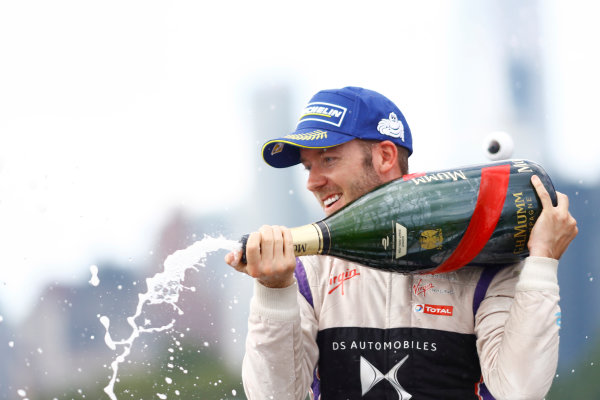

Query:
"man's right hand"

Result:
[[224, 225, 296, 288]]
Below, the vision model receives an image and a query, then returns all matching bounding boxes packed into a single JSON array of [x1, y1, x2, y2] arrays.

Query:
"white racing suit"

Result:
[[242, 255, 560, 400]]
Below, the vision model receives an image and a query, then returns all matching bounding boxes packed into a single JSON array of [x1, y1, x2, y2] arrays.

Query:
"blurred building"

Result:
[[0, 308, 15, 396], [551, 181, 600, 370], [447, 0, 549, 166], [245, 82, 316, 226], [2, 4, 599, 396], [448, 0, 600, 380], [1, 209, 242, 398], [5, 267, 140, 397]]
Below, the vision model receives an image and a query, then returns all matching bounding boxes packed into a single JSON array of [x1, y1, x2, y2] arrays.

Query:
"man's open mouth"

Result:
[[323, 194, 341, 207]]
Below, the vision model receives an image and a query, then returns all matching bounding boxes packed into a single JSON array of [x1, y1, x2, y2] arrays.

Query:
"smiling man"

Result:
[[225, 86, 578, 399], [300, 139, 395, 215]]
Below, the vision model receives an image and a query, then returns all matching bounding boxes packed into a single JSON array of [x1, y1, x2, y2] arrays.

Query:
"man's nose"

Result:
[[306, 168, 327, 191]]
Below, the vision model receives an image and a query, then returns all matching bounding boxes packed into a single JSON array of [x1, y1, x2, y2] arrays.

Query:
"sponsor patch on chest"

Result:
[[328, 268, 361, 295], [414, 303, 454, 316]]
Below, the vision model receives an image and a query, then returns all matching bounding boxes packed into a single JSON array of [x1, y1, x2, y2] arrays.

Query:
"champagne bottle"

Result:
[[241, 159, 557, 274]]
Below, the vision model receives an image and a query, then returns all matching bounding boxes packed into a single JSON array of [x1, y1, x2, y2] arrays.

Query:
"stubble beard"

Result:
[[348, 161, 383, 203]]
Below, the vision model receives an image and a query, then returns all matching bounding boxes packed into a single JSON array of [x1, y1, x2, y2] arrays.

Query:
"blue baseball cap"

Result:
[[262, 86, 412, 168]]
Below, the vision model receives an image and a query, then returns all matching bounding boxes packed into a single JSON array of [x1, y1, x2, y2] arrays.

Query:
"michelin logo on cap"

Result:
[[299, 102, 347, 127], [377, 112, 405, 141]]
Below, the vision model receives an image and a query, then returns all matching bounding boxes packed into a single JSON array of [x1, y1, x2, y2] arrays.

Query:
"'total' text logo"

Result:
[[414, 303, 453, 316]]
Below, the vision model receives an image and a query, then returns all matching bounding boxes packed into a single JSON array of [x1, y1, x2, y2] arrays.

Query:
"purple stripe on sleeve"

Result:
[[293, 258, 319, 398], [473, 266, 503, 317], [473, 267, 504, 400], [294, 257, 314, 308], [476, 377, 496, 399], [311, 368, 321, 400]]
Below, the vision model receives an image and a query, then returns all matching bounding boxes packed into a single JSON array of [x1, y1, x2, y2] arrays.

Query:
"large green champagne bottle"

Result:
[[241, 159, 557, 274]]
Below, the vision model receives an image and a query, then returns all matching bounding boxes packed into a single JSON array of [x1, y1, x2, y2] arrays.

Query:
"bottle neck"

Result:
[[290, 221, 331, 256]]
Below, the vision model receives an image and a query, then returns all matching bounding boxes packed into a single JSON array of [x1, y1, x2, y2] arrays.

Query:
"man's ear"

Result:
[[372, 140, 400, 176]]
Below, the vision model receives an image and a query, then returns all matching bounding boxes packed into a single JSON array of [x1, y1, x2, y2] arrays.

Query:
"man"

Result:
[[225, 86, 578, 399]]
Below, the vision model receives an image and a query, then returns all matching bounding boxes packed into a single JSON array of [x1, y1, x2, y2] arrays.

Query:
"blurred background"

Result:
[[1, 0, 599, 398]]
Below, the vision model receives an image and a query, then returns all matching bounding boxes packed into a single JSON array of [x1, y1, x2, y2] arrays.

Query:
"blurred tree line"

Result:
[[55, 343, 246, 399], [548, 336, 600, 399]]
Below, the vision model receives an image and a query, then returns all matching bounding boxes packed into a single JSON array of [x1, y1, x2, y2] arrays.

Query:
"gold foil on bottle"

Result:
[[290, 224, 323, 256]]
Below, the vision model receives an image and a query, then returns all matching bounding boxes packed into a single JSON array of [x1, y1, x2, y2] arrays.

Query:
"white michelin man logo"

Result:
[[377, 112, 405, 141], [360, 355, 412, 399]]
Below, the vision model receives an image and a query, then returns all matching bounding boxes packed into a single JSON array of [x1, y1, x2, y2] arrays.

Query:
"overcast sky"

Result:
[[1, 0, 598, 322]]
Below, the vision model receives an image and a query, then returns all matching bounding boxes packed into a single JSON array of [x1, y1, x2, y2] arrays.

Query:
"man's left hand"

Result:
[[528, 175, 578, 260]]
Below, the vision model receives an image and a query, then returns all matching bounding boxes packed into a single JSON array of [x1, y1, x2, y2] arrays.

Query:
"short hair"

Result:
[[358, 140, 409, 176]]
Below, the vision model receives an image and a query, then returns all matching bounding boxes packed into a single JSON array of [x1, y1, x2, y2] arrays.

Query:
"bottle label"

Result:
[[512, 191, 536, 254], [419, 229, 444, 250], [395, 223, 407, 259]]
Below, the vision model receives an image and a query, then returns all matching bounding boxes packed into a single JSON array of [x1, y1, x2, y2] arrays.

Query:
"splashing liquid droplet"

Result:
[[89, 265, 100, 286], [100, 235, 240, 399]]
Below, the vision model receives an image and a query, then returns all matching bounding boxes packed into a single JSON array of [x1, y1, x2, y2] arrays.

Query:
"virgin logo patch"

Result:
[[328, 268, 360, 295], [414, 304, 453, 316], [412, 279, 434, 297]]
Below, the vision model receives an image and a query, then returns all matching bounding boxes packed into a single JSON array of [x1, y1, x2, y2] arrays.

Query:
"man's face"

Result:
[[299, 140, 383, 216]]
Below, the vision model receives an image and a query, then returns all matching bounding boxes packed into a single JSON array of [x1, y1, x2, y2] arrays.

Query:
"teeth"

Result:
[[323, 194, 340, 207]]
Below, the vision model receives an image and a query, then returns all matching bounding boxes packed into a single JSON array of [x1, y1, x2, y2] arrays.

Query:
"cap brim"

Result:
[[261, 129, 356, 168]]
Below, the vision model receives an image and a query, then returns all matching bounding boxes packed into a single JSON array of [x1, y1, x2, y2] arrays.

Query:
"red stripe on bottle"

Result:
[[402, 172, 426, 181], [430, 164, 511, 274]]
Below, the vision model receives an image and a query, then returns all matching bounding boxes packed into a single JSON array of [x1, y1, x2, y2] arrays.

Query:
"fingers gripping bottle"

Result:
[[241, 159, 557, 274]]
